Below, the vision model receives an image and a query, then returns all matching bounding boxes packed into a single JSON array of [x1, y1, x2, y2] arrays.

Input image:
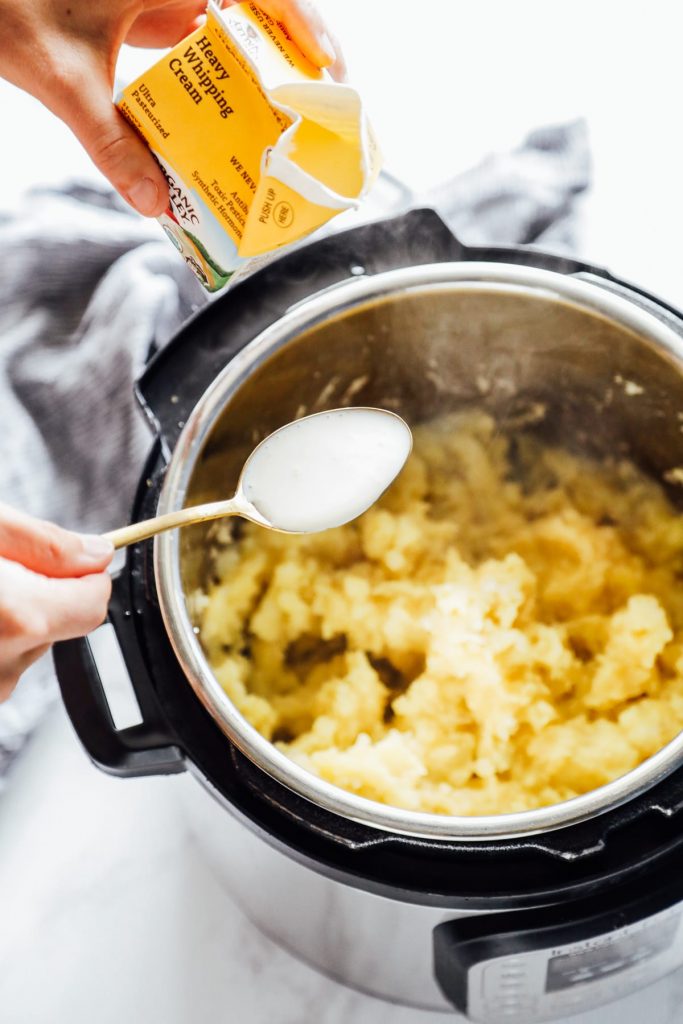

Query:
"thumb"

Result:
[[52, 66, 168, 217], [0, 503, 113, 578]]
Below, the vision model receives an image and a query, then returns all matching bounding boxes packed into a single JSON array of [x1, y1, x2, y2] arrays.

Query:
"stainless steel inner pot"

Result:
[[154, 262, 683, 841]]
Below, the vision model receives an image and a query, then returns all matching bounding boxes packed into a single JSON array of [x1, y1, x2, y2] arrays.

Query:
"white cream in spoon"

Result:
[[239, 408, 412, 534]]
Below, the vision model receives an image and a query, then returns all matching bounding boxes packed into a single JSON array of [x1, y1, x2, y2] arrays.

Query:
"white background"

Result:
[[1, 2, 682, 1023]]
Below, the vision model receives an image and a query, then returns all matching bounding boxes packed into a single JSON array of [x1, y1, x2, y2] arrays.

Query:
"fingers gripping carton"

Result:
[[116, 2, 380, 291]]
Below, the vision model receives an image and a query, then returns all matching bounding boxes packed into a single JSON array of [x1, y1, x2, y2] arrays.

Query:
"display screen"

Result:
[[545, 915, 680, 992]]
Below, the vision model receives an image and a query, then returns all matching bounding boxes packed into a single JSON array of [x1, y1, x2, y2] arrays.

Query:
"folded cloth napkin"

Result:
[[0, 119, 589, 787]]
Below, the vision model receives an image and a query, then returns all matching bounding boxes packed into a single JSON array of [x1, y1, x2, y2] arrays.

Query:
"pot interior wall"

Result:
[[181, 285, 683, 593]]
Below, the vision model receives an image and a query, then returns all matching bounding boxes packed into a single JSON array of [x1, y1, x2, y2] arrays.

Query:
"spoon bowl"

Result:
[[104, 408, 412, 550]]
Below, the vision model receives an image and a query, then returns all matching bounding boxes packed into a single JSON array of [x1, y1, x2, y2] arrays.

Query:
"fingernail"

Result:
[[80, 535, 114, 563], [318, 32, 336, 65], [127, 177, 160, 216]]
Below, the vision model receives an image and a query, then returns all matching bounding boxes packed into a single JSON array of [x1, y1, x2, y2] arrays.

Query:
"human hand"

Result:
[[0, 0, 345, 217], [0, 503, 113, 701]]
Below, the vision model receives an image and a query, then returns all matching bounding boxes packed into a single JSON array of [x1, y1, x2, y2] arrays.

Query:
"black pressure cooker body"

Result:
[[54, 210, 683, 1023]]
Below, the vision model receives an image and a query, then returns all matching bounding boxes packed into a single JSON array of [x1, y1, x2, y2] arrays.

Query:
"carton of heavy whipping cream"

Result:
[[116, 2, 380, 291]]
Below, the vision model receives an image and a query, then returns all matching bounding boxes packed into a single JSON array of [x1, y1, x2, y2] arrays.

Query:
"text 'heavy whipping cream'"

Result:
[[116, 2, 380, 292]]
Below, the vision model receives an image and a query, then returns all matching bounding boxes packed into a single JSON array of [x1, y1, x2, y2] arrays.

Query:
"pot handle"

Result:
[[53, 572, 186, 778]]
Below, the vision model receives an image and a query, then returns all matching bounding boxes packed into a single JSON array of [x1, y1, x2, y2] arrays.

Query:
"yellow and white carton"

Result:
[[116, 2, 380, 291]]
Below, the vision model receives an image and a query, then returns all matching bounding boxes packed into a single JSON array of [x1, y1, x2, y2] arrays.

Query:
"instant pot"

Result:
[[54, 209, 683, 1022]]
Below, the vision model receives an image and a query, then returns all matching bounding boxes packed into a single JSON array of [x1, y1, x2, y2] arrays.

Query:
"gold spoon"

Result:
[[103, 407, 412, 551]]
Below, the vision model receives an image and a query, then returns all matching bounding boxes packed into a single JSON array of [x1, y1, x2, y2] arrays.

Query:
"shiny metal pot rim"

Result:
[[154, 262, 683, 841]]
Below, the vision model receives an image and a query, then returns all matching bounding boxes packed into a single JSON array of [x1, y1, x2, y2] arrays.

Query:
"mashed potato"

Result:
[[193, 410, 683, 815]]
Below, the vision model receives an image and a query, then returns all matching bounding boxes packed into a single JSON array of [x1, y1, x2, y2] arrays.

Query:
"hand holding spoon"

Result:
[[104, 408, 413, 550]]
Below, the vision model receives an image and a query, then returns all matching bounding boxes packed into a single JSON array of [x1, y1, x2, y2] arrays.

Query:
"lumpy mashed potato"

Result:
[[193, 410, 683, 815]]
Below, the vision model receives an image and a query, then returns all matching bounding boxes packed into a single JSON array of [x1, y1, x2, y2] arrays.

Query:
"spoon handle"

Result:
[[103, 499, 241, 550]]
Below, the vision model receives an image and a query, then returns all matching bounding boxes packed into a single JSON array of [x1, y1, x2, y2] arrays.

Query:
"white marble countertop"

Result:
[[1, 2, 682, 1021]]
